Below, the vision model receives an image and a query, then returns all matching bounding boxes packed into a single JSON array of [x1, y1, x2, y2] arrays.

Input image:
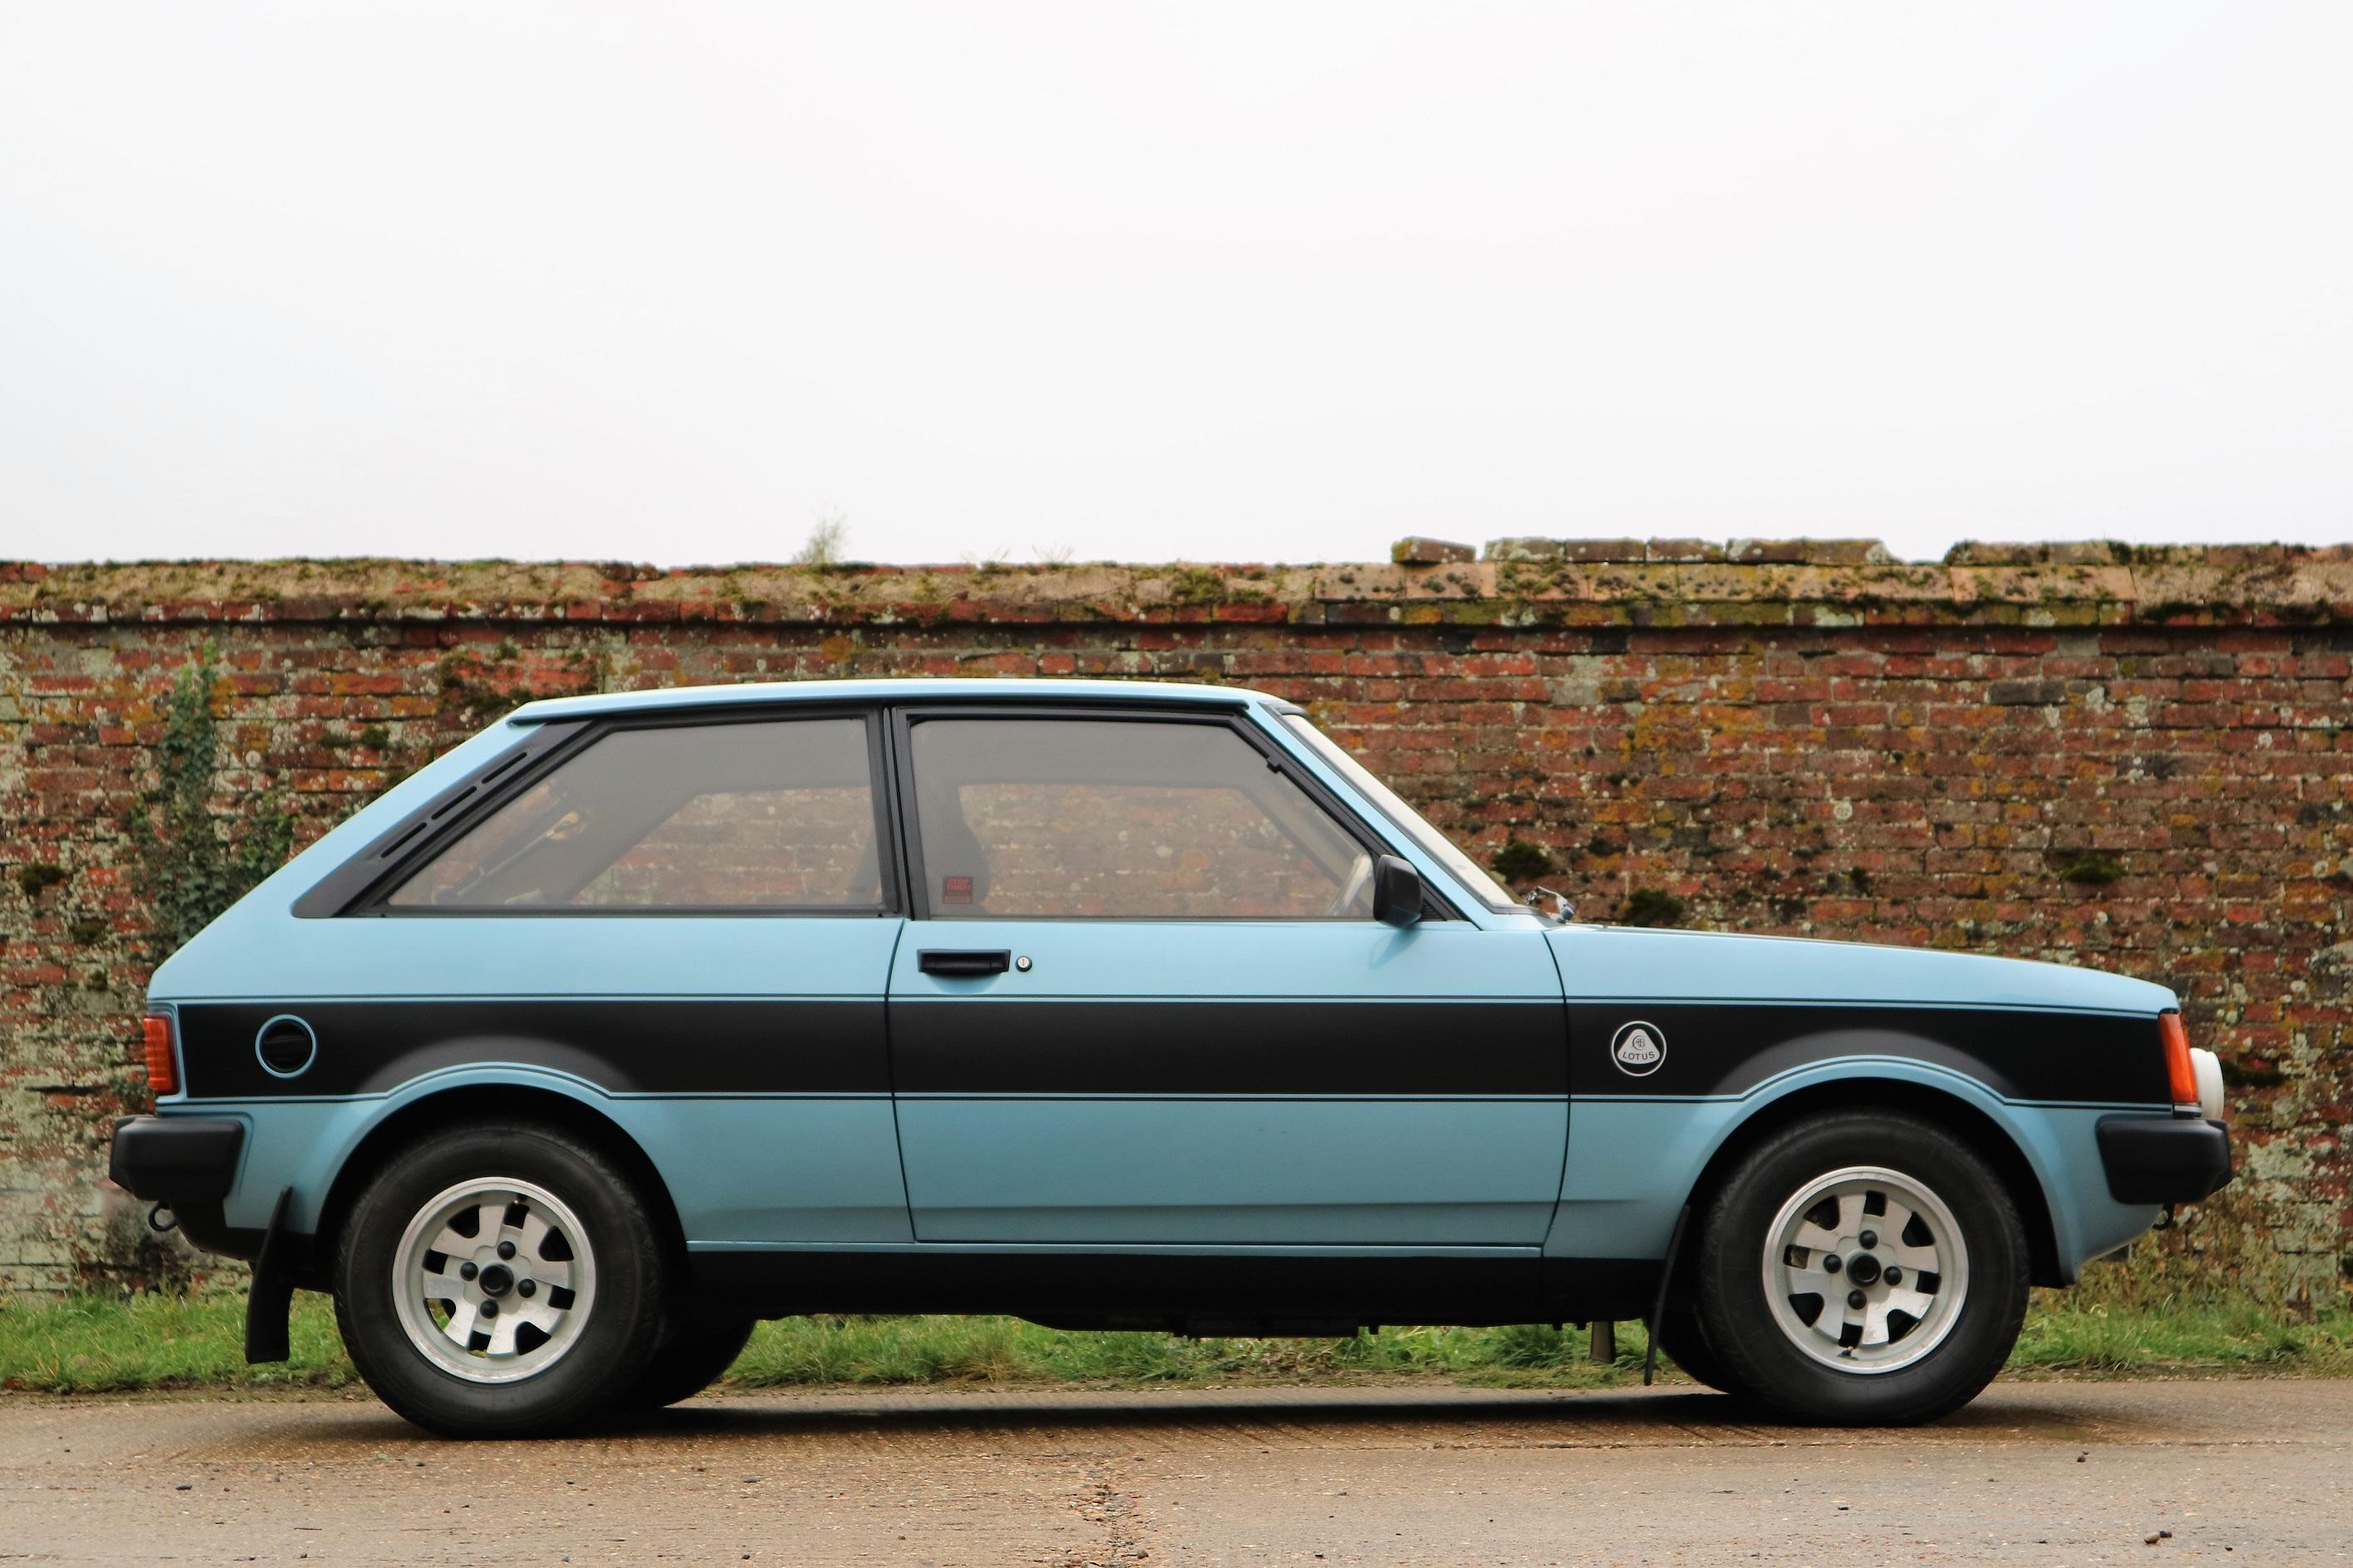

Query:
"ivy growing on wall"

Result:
[[128, 653, 295, 961]]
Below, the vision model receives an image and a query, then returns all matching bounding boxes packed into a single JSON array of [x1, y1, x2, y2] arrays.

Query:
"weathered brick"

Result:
[[1555, 539, 1646, 564], [1391, 537, 1476, 566], [1484, 537, 1566, 562], [1644, 539, 1726, 563], [1989, 679, 2068, 706]]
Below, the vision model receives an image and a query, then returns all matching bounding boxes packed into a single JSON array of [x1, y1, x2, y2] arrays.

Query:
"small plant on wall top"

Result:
[[128, 653, 295, 961]]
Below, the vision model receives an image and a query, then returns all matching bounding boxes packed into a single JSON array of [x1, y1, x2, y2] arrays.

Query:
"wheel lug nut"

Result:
[[1822, 1254, 1842, 1274], [480, 1299, 498, 1318], [1859, 1230, 1878, 1249], [497, 1241, 517, 1260], [1848, 1290, 1866, 1310], [458, 1262, 478, 1281], [518, 1279, 536, 1298], [1885, 1266, 1902, 1285]]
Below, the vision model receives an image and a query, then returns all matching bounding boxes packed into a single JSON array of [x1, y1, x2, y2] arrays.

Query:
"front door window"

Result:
[[906, 717, 1374, 920]]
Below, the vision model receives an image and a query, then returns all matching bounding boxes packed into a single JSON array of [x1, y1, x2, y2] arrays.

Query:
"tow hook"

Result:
[[146, 1202, 178, 1234]]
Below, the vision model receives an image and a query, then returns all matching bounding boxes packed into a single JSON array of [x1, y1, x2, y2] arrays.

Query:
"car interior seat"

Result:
[[916, 786, 993, 911]]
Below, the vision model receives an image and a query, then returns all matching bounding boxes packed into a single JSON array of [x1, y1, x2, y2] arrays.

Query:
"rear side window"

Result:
[[906, 717, 1374, 920], [385, 717, 884, 911]]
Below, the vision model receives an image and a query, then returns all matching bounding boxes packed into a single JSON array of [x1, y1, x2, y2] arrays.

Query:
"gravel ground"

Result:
[[1, 1378, 2346, 1566]]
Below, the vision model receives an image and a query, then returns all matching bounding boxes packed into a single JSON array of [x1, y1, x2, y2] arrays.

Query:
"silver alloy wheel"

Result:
[[1761, 1164, 1969, 1375], [392, 1177, 597, 1385]]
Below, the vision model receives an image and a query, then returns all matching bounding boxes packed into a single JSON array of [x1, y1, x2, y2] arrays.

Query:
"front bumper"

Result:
[[2095, 1113, 2232, 1206]]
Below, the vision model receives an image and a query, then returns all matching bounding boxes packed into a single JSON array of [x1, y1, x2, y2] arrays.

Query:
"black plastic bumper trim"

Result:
[[2095, 1114, 2232, 1205], [107, 1116, 245, 1204]]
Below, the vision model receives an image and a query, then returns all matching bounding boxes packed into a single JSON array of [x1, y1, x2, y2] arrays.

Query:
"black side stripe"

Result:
[[172, 996, 2167, 1109]]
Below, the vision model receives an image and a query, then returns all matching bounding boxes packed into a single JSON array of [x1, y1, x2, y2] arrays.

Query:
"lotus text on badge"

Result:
[[1609, 1020, 1667, 1076]]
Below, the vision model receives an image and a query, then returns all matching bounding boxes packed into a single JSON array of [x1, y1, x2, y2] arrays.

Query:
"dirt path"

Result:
[[2, 1378, 2346, 1565]]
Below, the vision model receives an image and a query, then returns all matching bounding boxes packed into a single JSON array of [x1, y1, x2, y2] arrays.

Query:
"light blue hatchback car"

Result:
[[110, 679, 2231, 1434]]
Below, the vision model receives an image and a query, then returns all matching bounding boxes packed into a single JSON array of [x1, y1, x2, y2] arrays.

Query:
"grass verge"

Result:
[[2, 1291, 2346, 1397], [0, 1292, 354, 1394]]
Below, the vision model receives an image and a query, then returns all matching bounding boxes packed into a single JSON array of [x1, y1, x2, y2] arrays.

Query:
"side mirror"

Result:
[[1372, 854, 1424, 927]]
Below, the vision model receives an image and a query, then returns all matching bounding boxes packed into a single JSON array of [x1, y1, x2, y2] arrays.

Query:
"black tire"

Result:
[[1654, 1308, 1737, 1393], [620, 1315, 758, 1410], [333, 1120, 670, 1438], [1688, 1108, 2027, 1425]]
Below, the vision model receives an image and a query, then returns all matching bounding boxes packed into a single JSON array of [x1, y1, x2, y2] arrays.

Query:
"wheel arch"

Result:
[[1684, 1075, 2066, 1288], [305, 1081, 689, 1289]]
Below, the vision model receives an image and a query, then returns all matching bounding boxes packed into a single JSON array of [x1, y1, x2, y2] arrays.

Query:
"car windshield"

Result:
[[1280, 714, 1521, 912]]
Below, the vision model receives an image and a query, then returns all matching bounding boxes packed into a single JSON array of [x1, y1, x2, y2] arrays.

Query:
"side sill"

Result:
[[681, 1249, 1662, 1329]]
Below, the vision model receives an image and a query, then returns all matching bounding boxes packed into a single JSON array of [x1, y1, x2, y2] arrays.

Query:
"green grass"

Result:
[[0, 1292, 356, 1395], [2, 1291, 2346, 1397], [2013, 1295, 2353, 1375]]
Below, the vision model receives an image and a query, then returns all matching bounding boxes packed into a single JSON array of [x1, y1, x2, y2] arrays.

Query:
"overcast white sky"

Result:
[[2, 3, 2346, 568]]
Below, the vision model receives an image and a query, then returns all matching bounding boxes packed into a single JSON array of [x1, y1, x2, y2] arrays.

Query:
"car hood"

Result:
[[1544, 924, 2176, 1016]]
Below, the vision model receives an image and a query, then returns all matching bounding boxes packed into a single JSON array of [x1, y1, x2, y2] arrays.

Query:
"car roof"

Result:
[[507, 676, 1289, 725]]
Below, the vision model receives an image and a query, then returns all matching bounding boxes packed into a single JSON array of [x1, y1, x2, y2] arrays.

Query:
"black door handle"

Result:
[[918, 948, 1013, 977]]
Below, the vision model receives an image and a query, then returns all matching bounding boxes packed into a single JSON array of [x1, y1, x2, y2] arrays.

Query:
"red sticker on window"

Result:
[[941, 875, 973, 905]]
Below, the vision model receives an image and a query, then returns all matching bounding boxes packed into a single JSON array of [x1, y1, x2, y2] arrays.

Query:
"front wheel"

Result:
[[1687, 1109, 2027, 1424], [334, 1121, 671, 1437]]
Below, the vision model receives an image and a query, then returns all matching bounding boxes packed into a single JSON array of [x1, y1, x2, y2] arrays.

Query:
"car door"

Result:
[[883, 706, 1567, 1246]]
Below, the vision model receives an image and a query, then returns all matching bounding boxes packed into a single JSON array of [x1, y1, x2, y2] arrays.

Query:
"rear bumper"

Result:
[[108, 1115, 245, 1203], [2095, 1113, 2232, 1205], [108, 1115, 269, 1259]]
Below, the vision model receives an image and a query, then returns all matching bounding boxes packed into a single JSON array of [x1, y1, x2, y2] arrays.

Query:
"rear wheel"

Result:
[[334, 1121, 670, 1437], [621, 1315, 758, 1409], [1688, 1108, 2026, 1424]]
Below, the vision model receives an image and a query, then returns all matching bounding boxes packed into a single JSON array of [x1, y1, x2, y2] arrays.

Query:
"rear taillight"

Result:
[[2158, 1012, 2197, 1106], [142, 1014, 178, 1096]]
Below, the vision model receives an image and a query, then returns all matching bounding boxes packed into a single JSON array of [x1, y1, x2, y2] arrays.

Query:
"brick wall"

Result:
[[2, 545, 2347, 1296]]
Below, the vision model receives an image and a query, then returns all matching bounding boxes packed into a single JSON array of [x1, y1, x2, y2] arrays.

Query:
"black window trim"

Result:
[[885, 702, 1461, 924], [319, 705, 905, 919]]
